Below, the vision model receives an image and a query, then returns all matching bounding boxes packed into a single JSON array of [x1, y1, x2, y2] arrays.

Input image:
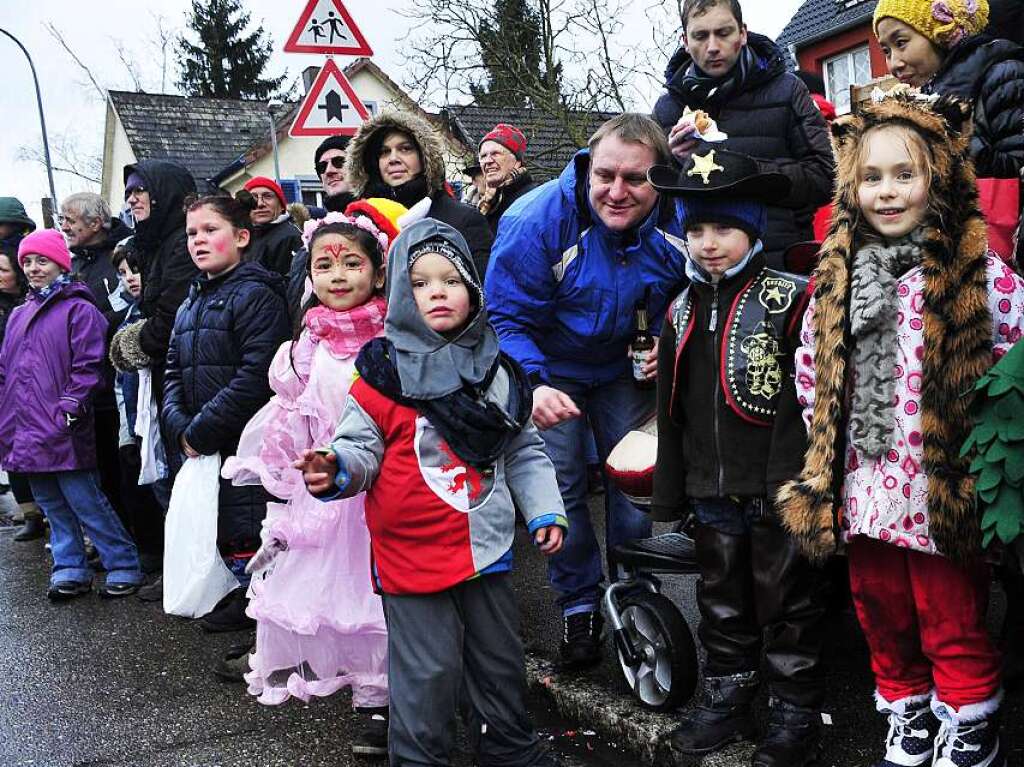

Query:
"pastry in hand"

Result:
[[681, 106, 728, 142]]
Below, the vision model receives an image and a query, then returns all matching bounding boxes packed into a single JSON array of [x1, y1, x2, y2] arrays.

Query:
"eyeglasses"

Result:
[[124, 184, 147, 200], [251, 192, 280, 205], [316, 156, 345, 176]]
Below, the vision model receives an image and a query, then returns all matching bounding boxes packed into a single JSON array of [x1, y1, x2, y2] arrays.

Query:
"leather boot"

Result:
[[669, 670, 759, 754], [14, 513, 45, 542], [752, 697, 820, 767]]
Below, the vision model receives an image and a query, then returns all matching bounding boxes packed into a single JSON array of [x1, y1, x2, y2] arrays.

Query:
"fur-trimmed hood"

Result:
[[344, 111, 447, 197], [777, 90, 993, 564]]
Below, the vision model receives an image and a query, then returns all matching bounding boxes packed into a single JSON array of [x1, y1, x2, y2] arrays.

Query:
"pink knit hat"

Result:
[[18, 229, 72, 272]]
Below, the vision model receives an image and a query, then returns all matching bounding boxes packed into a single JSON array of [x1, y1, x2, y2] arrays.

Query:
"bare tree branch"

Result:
[[149, 11, 175, 93], [44, 22, 106, 101], [111, 37, 144, 92], [16, 131, 102, 186]]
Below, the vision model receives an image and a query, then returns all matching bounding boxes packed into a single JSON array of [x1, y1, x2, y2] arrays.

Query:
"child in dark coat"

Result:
[[162, 195, 290, 632]]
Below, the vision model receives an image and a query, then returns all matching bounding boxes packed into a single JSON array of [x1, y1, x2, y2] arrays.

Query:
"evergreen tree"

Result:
[[176, 0, 286, 99], [470, 0, 562, 108]]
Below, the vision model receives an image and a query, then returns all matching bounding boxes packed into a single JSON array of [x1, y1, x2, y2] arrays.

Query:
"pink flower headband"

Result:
[[931, 0, 983, 47], [302, 211, 390, 252]]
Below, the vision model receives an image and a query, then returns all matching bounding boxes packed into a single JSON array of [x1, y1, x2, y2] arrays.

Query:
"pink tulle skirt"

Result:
[[243, 492, 388, 707]]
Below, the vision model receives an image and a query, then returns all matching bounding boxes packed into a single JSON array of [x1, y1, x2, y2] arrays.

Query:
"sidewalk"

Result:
[[510, 502, 1024, 766]]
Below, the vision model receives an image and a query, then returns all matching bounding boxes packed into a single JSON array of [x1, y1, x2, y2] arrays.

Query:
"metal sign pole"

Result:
[[1, 27, 59, 210]]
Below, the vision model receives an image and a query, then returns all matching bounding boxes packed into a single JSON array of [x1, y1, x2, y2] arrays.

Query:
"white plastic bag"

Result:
[[135, 368, 167, 485], [162, 453, 239, 617]]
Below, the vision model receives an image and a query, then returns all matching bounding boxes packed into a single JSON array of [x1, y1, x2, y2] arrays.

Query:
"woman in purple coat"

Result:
[[0, 230, 142, 601]]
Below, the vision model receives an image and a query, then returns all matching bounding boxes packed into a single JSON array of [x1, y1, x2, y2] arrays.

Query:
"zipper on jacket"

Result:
[[710, 283, 724, 495]]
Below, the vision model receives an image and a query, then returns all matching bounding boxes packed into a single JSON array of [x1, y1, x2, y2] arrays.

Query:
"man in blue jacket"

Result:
[[486, 113, 688, 669]]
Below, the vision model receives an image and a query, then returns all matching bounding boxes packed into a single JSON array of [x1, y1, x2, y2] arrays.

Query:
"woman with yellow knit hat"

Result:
[[874, 0, 1024, 262]]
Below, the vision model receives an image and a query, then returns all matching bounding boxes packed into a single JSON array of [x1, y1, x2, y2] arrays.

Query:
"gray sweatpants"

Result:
[[382, 573, 546, 767]]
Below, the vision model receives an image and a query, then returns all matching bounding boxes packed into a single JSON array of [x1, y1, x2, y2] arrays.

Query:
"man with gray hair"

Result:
[[486, 113, 688, 670], [60, 192, 134, 318]]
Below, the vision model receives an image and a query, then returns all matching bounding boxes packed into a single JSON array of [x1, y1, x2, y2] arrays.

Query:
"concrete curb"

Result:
[[525, 654, 755, 766]]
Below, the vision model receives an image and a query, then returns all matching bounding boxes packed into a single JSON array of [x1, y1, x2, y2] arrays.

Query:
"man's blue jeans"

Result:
[[540, 375, 655, 616], [29, 470, 143, 587]]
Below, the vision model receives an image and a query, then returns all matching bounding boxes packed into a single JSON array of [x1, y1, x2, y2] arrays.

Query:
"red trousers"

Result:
[[847, 536, 1001, 709]]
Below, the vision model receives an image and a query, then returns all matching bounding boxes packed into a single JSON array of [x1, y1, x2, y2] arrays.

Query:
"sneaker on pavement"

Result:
[[199, 588, 254, 633], [214, 642, 254, 683], [932, 700, 1006, 767], [558, 609, 604, 670], [874, 693, 938, 767], [47, 580, 91, 601], [14, 515, 45, 542], [352, 709, 389, 757], [98, 581, 140, 599], [137, 575, 163, 603]]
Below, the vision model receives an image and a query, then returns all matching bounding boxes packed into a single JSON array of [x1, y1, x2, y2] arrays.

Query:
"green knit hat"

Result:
[[0, 198, 36, 233]]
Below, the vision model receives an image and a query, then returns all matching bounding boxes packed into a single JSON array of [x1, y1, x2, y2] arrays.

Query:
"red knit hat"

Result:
[[244, 176, 287, 208], [479, 124, 527, 161], [18, 229, 72, 272]]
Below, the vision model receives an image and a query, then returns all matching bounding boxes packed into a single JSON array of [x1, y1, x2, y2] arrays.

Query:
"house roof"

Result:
[[444, 105, 619, 180], [108, 90, 286, 189], [775, 0, 878, 66]]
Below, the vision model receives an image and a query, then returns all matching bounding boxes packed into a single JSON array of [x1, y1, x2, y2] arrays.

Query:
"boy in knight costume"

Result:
[[780, 90, 1024, 767], [649, 149, 825, 767]]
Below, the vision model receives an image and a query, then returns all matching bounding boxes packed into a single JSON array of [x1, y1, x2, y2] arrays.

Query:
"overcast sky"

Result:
[[0, 0, 804, 224]]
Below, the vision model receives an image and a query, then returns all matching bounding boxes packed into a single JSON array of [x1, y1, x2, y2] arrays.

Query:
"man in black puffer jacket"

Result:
[[653, 0, 834, 268]]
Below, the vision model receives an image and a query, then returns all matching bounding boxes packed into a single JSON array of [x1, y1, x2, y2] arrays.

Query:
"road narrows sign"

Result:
[[284, 0, 374, 56], [289, 59, 372, 137]]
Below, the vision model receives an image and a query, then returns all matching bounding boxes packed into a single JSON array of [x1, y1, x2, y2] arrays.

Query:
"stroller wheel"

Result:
[[615, 592, 697, 711]]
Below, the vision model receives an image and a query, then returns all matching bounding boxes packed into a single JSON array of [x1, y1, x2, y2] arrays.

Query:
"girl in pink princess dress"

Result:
[[222, 199, 406, 758]]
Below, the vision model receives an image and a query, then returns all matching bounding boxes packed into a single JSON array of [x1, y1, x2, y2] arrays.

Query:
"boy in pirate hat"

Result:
[[648, 149, 825, 767]]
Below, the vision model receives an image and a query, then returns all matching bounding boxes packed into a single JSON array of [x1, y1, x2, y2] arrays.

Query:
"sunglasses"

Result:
[[316, 156, 345, 176]]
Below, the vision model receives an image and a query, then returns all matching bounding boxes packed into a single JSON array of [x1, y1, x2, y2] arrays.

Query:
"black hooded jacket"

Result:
[[122, 160, 198, 364], [653, 33, 834, 266], [923, 34, 1024, 180]]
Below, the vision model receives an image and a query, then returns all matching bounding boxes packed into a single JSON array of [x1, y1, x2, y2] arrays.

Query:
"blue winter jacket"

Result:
[[485, 149, 689, 386]]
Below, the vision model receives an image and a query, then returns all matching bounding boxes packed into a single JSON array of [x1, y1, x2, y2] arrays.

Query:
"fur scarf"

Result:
[[777, 91, 993, 564]]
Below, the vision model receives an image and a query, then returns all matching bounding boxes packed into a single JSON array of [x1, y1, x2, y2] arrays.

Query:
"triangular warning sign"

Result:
[[289, 59, 371, 138], [284, 0, 373, 56]]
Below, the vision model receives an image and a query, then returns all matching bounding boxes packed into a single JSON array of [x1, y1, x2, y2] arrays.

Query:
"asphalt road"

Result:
[[1, 487, 1021, 767], [0, 490, 621, 767]]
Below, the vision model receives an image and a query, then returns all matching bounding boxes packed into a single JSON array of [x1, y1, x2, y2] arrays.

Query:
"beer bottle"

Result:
[[631, 289, 655, 390]]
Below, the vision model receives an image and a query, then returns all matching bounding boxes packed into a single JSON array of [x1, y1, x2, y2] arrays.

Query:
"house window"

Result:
[[824, 46, 872, 114]]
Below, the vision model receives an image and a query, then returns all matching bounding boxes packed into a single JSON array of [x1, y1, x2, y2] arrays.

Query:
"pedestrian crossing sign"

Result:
[[289, 59, 371, 137], [284, 0, 374, 56]]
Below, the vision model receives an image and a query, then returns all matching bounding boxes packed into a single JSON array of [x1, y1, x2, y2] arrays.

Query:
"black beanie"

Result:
[[314, 135, 350, 175]]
